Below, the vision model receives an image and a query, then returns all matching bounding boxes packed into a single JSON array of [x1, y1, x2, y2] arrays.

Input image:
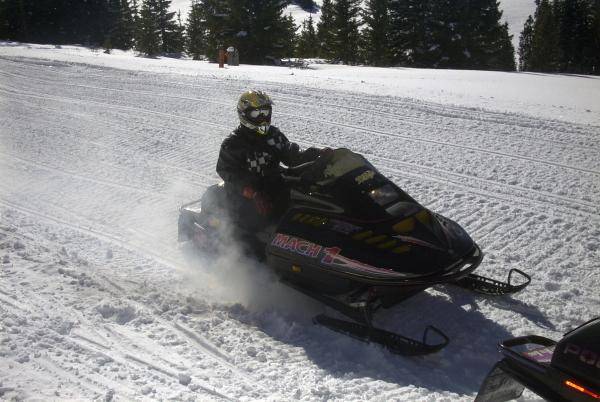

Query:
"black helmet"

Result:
[[237, 90, 273, 136]]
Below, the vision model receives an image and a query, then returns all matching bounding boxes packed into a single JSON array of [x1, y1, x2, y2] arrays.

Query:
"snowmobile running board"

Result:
[[453, 269, 531, 296]]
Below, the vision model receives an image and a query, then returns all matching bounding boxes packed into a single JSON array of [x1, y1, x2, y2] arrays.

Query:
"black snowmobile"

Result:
[[179, 148, 530, 355], [476, 317, 600, 402]]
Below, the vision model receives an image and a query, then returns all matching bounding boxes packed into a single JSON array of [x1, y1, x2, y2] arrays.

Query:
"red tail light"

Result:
[[565, 380, 600, 399]]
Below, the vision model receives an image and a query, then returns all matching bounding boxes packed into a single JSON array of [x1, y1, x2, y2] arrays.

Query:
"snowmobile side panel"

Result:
[[266, 233, 483, 288]]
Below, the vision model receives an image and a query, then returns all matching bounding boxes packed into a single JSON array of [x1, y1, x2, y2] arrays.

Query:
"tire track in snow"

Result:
[[0, 199, 184, 274], [3, 80, 598, 211], [1, 96, 218, 185], [3, 63, 594, 150], [0, 206, 257, 399], [3, 69, 598, 175], [3, 89, 597, 229]]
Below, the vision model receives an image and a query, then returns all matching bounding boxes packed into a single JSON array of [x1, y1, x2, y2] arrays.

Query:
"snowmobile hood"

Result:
[[279, 148, 481, 281]]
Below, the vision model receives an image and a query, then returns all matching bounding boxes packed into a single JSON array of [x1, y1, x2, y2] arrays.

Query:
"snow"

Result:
[[1, 42, 599, 401], [1, 43, 599, 125]]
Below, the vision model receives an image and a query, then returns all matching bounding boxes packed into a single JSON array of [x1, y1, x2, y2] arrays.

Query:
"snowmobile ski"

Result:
[[314, 314, 449, 356], [453, 269, 531, 296]]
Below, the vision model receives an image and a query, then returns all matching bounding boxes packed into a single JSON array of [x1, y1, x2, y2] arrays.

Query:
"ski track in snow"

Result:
[[0, 56, 599, 401]]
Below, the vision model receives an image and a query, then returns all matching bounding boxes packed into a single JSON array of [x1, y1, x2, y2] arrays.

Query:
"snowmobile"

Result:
[[476, 317, 600, 402], [178, 148, 530, 355]]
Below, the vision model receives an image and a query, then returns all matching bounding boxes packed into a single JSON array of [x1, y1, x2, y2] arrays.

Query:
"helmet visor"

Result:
[[249, 108, 271, 118], [246, 107, 271, 125]]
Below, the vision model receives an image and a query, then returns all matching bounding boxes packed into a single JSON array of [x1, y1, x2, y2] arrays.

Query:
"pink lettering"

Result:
[[307, 243, 322, 258], [272, 234, 322, 259], [580, 349, 598, 365], [285, 237, 299, 251], [322, 247, 342, 265], [272, 233, 289, 248]]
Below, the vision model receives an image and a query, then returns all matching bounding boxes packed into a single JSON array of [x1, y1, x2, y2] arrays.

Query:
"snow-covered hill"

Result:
[[0, 43, 599, 401]]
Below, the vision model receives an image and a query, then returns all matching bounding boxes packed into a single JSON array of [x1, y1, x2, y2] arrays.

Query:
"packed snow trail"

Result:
[[0, 54, 599, 401]]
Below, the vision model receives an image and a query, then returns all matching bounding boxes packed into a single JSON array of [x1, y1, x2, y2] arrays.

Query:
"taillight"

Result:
[[565, 380, 600, 399]]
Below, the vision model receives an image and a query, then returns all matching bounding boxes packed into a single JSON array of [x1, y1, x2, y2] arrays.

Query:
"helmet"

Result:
[[237, 90, 273, 136]]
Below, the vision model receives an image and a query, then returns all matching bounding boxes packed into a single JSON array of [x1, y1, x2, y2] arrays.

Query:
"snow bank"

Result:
[[1, 42, 598, 126]]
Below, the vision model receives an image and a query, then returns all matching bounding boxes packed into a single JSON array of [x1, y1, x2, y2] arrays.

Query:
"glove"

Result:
[[242, 186, 273, 216], [320, 147, 334, 158]]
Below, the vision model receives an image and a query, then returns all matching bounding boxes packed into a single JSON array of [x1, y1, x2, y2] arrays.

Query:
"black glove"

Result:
[[319, 147, 334, 158]]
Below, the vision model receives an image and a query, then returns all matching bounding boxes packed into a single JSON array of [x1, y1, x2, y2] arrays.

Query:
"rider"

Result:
[[216, 90, 324, 230]]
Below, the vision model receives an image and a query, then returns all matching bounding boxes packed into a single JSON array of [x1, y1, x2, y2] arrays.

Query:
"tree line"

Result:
[[186, 0, 517, 70], [2, 0, 597, 73], [0, 0, 184, 54], [518, 0, 600, 74], [0, 0, 517, 70]]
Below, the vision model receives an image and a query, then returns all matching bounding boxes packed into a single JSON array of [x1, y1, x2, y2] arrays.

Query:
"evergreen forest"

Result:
[[0, 0, 598, 74]]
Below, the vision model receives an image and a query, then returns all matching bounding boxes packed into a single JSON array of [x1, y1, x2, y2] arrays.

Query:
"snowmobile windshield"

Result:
[[306, 149, 418, 219], [318, 148, 377, 183]]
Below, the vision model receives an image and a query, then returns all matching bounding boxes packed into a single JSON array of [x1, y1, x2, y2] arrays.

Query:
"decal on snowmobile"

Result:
[[271, 233, 322, 258], [321, 246, 395, 274], [272, 233, 395, 275], [355, 170, 375, 185], [563, 343, 600, 368], [292, 213, 328, 227]]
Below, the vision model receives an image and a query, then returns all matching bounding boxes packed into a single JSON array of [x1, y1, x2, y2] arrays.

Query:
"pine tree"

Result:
[[186, 0, 206, 60], [388, 0, 429, 66], [0, 0, 19, 40], [592, 0, 600, 73], [530, 0, 561, 71], [278, 13, 298, 59], [137, 0, 161, 55], [556, 0, 596, 73], [198, 0, 229, 61], [474, 0, 516, 70], [106, 0, 135, 50], [0, 0, 9, 39], [519, 15, 535, 70], [296, 14, 319, 57], [317, 0, 336, 59], [362, 0, 391, 66], [198, 0, 295, 64], [426, 0, 466, 68], [119, 0, 136, 49], [330, 0, 361, 64], [156, 0, 183, 53]]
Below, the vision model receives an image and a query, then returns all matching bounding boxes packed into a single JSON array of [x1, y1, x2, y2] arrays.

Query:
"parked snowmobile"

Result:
[[476, 317, 600, 402], [179, 148, 530, 355]]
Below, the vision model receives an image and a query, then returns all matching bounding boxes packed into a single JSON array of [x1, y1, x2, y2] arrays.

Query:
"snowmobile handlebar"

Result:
[[280, 160, 316, 182], [280, 151, 336, 184]]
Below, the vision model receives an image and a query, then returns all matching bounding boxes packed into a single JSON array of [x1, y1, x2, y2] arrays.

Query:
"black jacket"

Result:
[[216, 125, 320, 196]]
